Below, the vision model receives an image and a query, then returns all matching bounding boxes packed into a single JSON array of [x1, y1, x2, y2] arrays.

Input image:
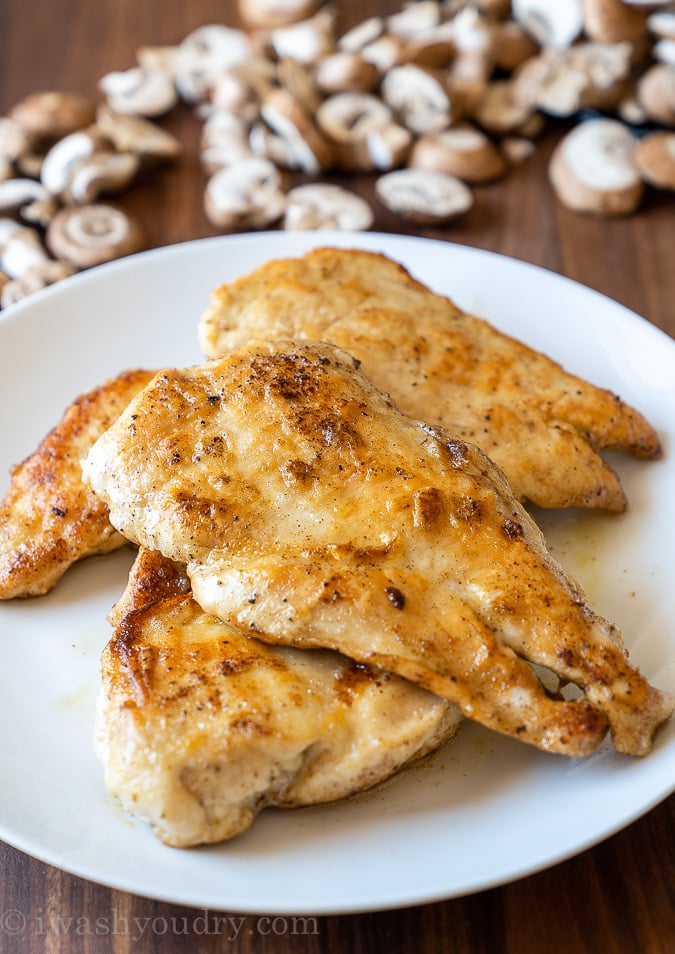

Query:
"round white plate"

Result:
[[0, 231, 674, 915]]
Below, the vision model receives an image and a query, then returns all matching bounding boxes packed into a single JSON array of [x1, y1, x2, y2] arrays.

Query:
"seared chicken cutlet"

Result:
[[199, 248, 661, 511], [97, 548, 462, 847], [83, 341, 673, 757], [0, 368, 155, 599]]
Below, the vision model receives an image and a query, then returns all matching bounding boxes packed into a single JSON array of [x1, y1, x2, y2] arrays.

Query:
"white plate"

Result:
[[1, 231, 674, 916]]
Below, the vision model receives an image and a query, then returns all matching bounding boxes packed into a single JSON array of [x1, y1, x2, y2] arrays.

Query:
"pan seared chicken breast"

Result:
[[0, 369, 155, 599], [97, 548, 462, 847], [199, 248, 661, 511], [82, 341, 673, 758]]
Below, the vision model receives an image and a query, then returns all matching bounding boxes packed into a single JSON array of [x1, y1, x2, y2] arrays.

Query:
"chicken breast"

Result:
[[0, 368, 155, 599], [83, 341, 673, 758], [198, 247, 661, 511], [97, 548, 462, 847]]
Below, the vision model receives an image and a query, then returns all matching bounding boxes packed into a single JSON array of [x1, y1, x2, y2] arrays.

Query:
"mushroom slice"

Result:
[[410, 125, 507, 182], [46, 204, 145, 268], [636, 64, 675, 127], [633, 131, 675, 190], [381, 65, 454, 135], [375, 168, 473, 224], [283, 183, 373, 231], [99, 67, 178, 118], [386, 1, 442, 39], [582, 0, 647, 43], [1, 260, 76, 308], [237, 0, 321, 29], [315, 52, 379, 94], [0, 226, 50, 278], [0, 178, 51, 215], [316, 91, 392, 143], [204, 157, 286, 231], [175, 25, 253, 104], [201, 111, 253, 173], [260, 89, 334, 174], [338, 16, 384, 53], [40, 130, 107, 195], [365, 121, 413, 171], [360, 34, 406, 74], [0, 117, 32, 162], [64, 152, 140, 205], [8, 92, 96, 144], [268, 8, 336, 64], [95, 105, 182, 162], [512, 0, 584, 49], [549, 118, 644, 216], [276, 58, 322, 115], [475, 80, 536, 133]]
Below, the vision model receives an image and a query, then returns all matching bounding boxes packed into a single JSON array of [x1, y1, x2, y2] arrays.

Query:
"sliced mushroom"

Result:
[[512, 0, 584, 49], [633, 131, 675, 190], [648, 10, 675, 43], [365, 121, 413, 171], [1, 260, 77, 308], [315, 52, 379, 94], [260, 88, 334, 173], [0, 117, 32, 162], [381, 65, 454, 135], [94, 105, 181, 162], [276, 58, 322, 115], [40, 130, 107, 195], [8, 92, 96, 144], [268, 8, 336, 64], [360, 34, 406, 75], [175, 25, 253, 104], [410, 125, 507, 182], [654, 38, 675, 70], [46, 204, 145, 268], [636, 63, 675, 126], [338, 16, 384, 53], [491, 20, 540, 72], [237, 0, 321, 29], [63, 152, 140, 205], [0, 177, 51, 215], [549, 118, 644, 215], [0, 226, 50, 278], [201, 111, 254, 172], [500, 135, 536, 164], [582, 0, 647, 43], [316, 92, 393, 169], [386, 1, 442, 39], [209, 64, 271, 121], [375, 168, 473, 224], [475, 79, 537, 133], [99, 67, 178, 118], [204, 157, 286, 230], [283, 183, 373, 230]]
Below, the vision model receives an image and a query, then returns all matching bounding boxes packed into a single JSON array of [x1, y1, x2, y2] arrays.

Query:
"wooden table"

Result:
[[1, 2, 674, 951]]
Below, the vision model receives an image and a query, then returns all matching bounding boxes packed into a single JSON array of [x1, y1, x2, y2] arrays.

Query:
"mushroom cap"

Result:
[[46, 204, 145, 268], [203, 157, 287, 231], [549, 118, 644, 215], [410, 125, 507, 182], [633, 131, 675, 189], [9, 91, 96, 142], [237, 0, 321, 30], [283, 183, 373, 231], [375, 167, 474, 223]]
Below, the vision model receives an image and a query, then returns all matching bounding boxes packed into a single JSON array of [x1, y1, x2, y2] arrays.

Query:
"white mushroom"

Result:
[[175, 25, 253, 103], [64, 152, 140, 204], [204, 157, 286, 230], [99, 67, 178, 118], [8, 92, 96, 143], [410, 124, 507, 182], [549, 117, 644, 215], [46, 204, 145, 267], [315, 52, 379, 94], [283, 183, 373, 230], [0, 177, 51, 215], [512, 0, 584, 49], [375, 168, 473, 224], [94, 105, 182, 162], [268, 8, 336, 64], [1, 260, 77, 308], [636, 63, 675, 126], [40, 130, 106, 195], [380, 65, 454, 134], [201, 111, 254, 172], [260, 89, 334, 173], [633, 131, 675, 190], [0, 226, 50, 278], [237, 0, 321, 29], [0, 117, 32, 162]]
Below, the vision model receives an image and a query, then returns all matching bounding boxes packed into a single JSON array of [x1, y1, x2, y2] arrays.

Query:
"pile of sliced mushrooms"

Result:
[[1, 0, 674, 308]]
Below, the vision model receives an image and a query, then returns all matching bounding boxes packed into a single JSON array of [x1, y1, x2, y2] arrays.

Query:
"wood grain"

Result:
[[1, 1, 673, 952]]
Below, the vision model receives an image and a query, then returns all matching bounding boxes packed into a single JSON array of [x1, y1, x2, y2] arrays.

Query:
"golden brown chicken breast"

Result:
[[198, 247, 661, 511], [83, 341, 673, 758], [97, 547, 462, 847]]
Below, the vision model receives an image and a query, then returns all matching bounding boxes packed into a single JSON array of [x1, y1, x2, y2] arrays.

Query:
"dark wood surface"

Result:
[[1, 2, 674, 952]]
